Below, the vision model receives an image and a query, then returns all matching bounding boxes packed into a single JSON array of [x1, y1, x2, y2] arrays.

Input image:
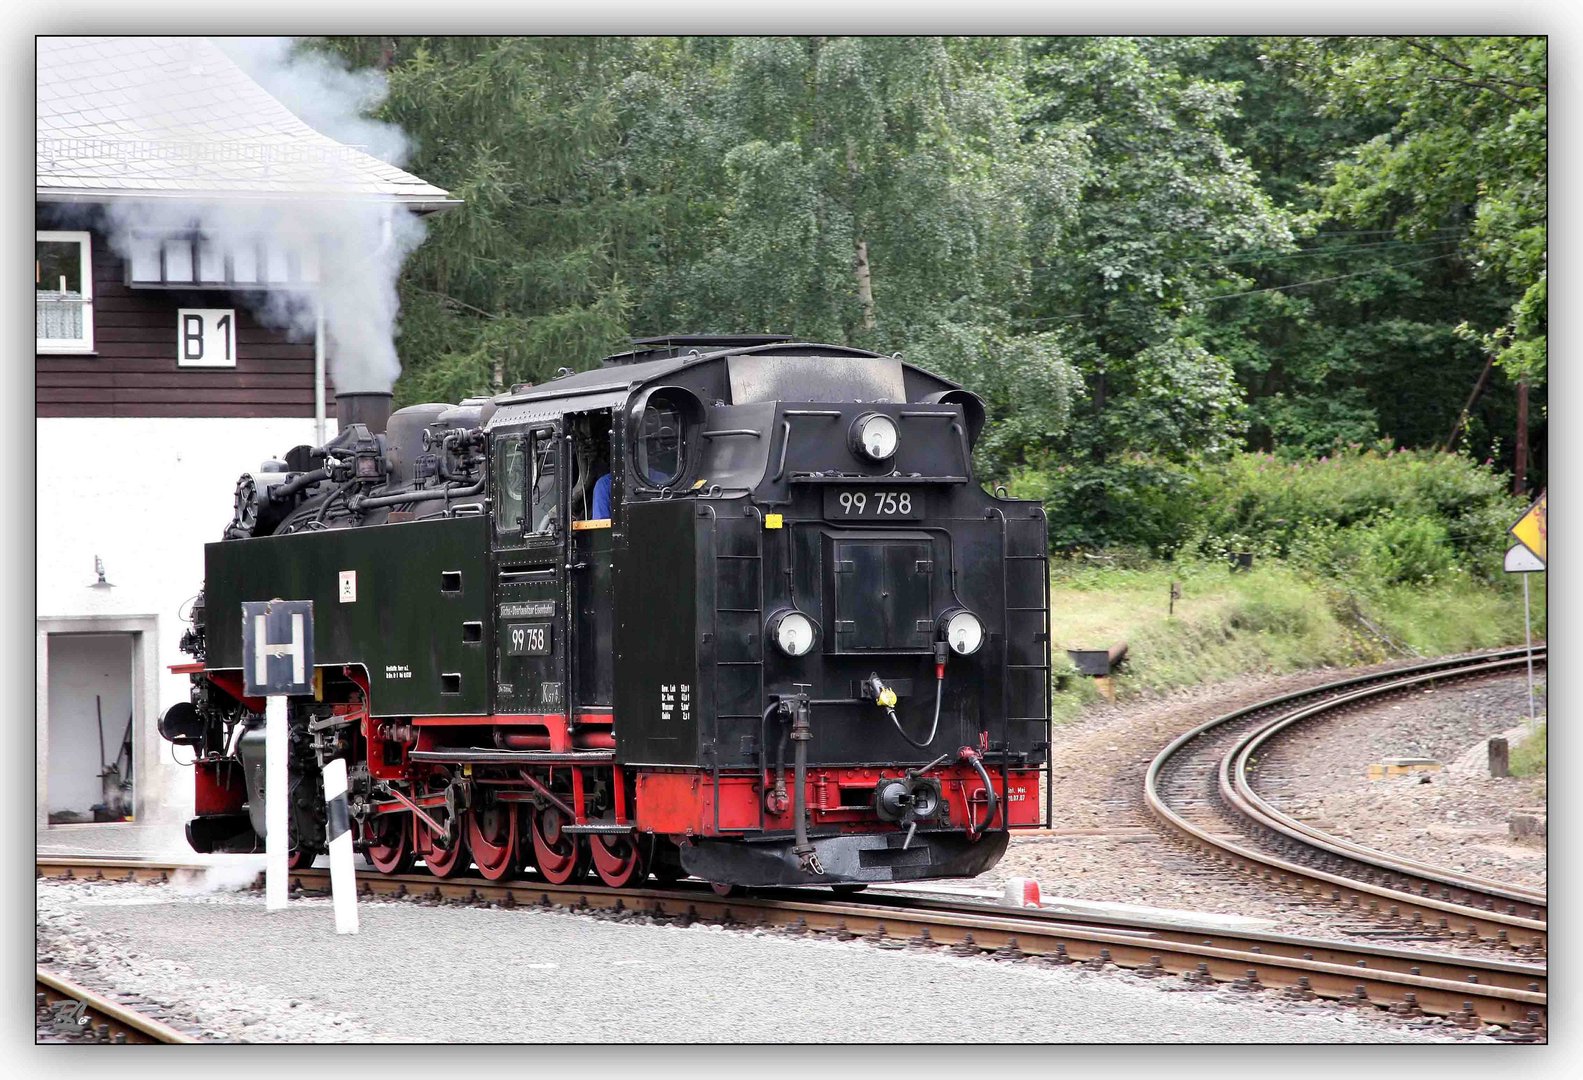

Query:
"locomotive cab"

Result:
[[165, 336, 1050, 890]]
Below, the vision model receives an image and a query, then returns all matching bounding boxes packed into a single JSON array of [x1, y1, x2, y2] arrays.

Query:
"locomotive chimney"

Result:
[[336, 391, 393, 436]]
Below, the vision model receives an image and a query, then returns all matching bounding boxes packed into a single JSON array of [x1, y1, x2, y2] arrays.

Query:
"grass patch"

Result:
[[1048, 556, 1540, 722], [1510, 722, 1547, 779]]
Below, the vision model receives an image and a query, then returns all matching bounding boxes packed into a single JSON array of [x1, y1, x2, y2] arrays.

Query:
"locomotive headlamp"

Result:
[[940, 609, 985, 656], [770, 610, 817, 657], [849, 412, 899, 462]]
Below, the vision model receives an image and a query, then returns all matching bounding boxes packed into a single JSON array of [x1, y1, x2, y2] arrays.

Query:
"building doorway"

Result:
[[46, 633, 135, 823]]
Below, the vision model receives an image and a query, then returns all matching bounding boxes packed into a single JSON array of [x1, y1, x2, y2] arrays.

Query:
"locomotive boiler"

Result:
[[160, 336, 1052, 891]]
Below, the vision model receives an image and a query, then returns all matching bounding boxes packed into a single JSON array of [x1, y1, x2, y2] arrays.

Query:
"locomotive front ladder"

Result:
[[710, 509, 767, 834]]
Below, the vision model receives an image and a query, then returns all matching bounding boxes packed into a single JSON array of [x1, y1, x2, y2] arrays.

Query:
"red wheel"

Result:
[[288, 845, 318, 871], [710, 881, 745, 897], [417, 813, 469, 878], [590, 833, 647, 889], [365, 812, 414, 875], [466, 802, 517, 881], [529, 805, 587, 885]]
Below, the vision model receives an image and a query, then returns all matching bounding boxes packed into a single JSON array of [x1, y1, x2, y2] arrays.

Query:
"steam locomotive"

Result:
[[160, 336, 1051, 891]]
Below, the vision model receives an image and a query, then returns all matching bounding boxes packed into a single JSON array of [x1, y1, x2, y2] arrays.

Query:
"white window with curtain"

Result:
[[36, 230, 94, 353]]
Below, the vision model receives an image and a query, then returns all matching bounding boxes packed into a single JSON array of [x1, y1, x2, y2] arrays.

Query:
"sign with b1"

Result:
[[242, 599, 315, 696], [177, 308, 237, 368]]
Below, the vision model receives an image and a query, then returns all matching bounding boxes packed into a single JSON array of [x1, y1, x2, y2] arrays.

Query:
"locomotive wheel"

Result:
[[590, 833, 647, 889], [529, 805, 587, 885], [830, 884, 868, 896], [418, 814, 469, 878], [466, 803, 517, 882], [710, 881, 746, 898], [287, 845, 318, 871], [365, 813, 415, 875]]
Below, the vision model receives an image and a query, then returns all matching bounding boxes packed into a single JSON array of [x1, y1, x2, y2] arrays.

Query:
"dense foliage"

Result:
[[307, 35, 1545, 553]]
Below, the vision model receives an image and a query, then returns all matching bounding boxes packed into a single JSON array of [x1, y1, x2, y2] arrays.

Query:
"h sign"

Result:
[[242, 600, 315, 696]]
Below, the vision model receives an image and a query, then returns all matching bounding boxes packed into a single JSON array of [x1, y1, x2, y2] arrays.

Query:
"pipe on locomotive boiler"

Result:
[[350, 475, 485, 511], [269, 467, 331, 501]]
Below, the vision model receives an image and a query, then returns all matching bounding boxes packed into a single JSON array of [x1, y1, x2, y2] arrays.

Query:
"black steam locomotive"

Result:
[[161, 336, 1051, 891]]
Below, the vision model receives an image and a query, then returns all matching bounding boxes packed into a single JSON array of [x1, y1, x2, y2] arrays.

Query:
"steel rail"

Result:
[[37, 856, 1544, 1032], [37, 967, 200, 1044], [1228, 657, 1548, 906], [1144, 649, 1547, 954]]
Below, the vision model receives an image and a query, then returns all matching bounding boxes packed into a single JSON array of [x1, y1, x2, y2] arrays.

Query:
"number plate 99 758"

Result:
[[506, 622, 552, 656], [824, 488, 923, 520]]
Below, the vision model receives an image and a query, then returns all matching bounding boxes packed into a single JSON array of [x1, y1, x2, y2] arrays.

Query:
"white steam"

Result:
[[101, 37, 427, 395], [216, 37, 411, 167]]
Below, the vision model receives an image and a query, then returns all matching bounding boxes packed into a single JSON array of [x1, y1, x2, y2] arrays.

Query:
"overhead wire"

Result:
[[1012, 251, 1461, 327]]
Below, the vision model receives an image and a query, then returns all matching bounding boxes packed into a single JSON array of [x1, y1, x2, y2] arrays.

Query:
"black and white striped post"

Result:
[[242, 600, 315, 914], [322, 757, 359, 934]]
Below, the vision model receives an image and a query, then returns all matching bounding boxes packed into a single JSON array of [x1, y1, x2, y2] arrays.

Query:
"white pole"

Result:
[[314, 295, 327, 447], [1523, 573, 1538, 732], [323, 757, 359, 934], [265, 695, 289, 911]]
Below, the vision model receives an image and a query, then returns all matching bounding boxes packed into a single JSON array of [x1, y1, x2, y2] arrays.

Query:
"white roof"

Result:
[[36, 37, 457, 210]]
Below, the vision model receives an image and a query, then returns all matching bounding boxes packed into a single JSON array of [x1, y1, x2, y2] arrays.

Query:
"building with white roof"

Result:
[[35, 36, 456, 848]]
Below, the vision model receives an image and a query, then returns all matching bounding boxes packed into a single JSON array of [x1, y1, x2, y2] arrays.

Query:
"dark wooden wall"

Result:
[[36, 226, 336, 419]]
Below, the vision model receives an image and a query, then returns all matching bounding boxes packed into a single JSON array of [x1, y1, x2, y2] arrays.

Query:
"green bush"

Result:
[[1362, 514, 1457, 585], [1190, 443, 1520, 574], [1008, 454, 1200, 554], [1017, 444, 1521, 585]]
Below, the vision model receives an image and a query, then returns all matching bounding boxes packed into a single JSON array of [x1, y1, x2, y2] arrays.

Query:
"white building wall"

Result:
[[37, 416, 320, 841]]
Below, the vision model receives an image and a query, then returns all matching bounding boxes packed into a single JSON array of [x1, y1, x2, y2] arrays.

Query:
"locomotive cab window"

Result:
[[630, 387, 704, 491], [528, 428, 561, 536], [493, 436, 528, 544], [638, 401, 684, 487]]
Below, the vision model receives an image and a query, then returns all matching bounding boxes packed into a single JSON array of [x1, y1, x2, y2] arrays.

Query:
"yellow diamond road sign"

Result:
[[1508, 490, 1546, 566]]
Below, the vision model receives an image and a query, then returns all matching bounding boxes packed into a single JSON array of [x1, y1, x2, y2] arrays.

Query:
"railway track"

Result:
[[1145, 648, 1547, 956], [36, 966, 199, 1044], [37, 855, 1546, 1034]]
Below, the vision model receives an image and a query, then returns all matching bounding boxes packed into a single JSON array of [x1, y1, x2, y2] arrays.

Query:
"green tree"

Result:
[[1021, 37, 1295, 467], [1280, 36, 1547, 385], [317, 36, 646, 402]]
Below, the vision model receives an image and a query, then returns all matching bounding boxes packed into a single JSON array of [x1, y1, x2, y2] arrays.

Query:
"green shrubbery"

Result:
[[1032, 447, 1537, 719], [1047, 557, 1543, 722], [1014, 444, 1523, 588]]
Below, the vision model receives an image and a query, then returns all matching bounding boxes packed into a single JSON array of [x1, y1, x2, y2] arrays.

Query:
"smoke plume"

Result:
[[101, 37, 427, 395]]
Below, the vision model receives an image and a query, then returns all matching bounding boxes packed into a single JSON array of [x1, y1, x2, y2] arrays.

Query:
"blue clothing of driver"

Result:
[[592, 472, 613, 519], [592, 469, 676, 518]]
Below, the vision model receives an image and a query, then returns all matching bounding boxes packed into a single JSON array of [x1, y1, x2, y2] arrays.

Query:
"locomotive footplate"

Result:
[[679, 829, 1010, 887]]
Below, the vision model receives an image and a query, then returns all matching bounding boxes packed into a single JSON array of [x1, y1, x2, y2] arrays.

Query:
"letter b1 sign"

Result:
[[177, 308, 237, 368]]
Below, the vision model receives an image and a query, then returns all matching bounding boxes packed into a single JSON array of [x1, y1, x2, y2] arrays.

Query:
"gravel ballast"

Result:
[[36, 877, 1477, 1043]]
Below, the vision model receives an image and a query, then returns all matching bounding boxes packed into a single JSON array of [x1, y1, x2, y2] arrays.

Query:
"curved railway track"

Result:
[[1145, 648, 1547, 955], [38, 856, 1545, 1034]]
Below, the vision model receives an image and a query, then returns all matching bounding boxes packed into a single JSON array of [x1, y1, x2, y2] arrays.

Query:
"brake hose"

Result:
[[961, 749, 999, 837]]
